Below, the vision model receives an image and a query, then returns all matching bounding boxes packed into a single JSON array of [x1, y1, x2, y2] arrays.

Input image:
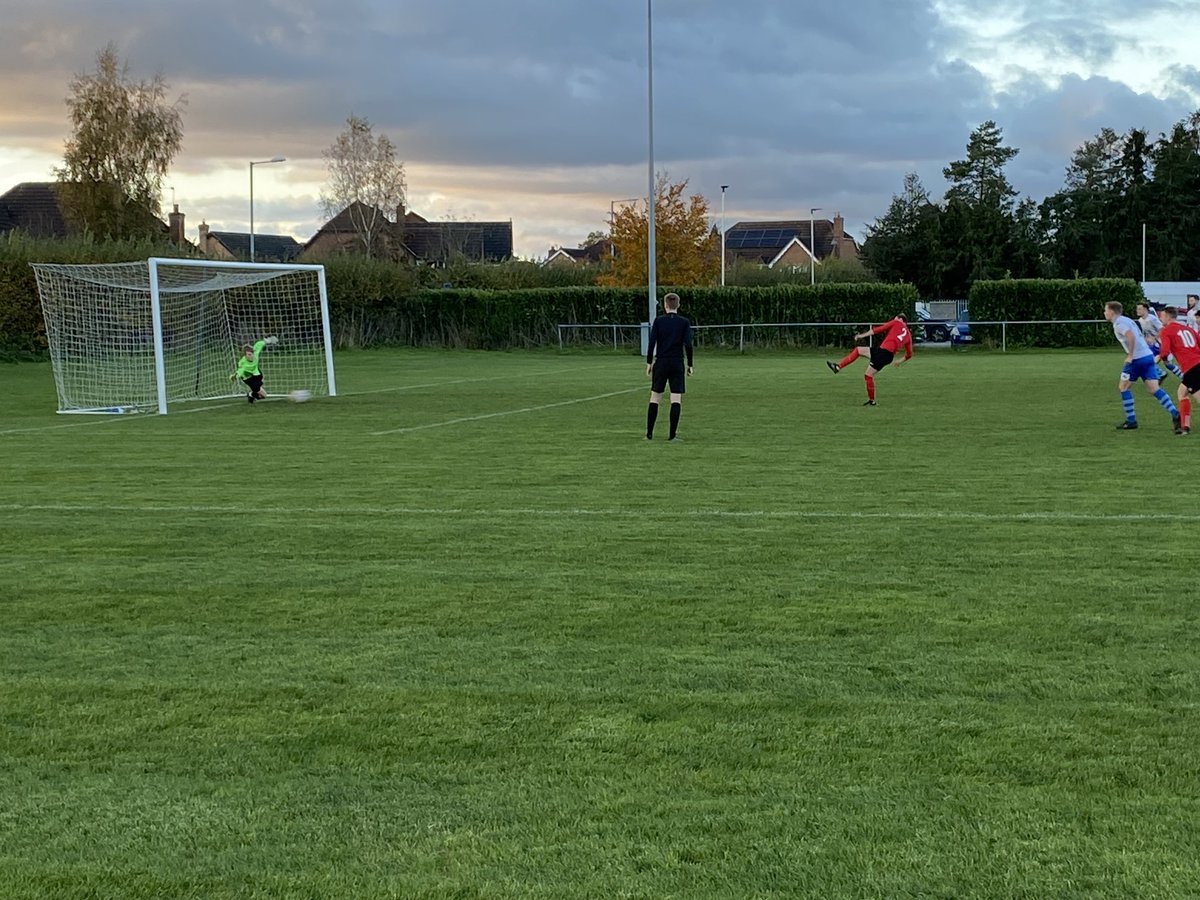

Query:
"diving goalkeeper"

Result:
[[232, 336, 278, 403]]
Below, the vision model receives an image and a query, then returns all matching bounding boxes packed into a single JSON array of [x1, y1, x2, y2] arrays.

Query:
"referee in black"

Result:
[[645, 292, 694, 441]]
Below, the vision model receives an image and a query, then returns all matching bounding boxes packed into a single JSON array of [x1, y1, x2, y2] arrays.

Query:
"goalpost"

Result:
[[31, 258, 336, 414]]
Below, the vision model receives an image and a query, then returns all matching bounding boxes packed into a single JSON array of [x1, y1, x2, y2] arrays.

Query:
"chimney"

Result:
[[169, 204, 185, 245], [198, 222, 210, 255], [833, 214, 844, 240], [397, 200, 406, 221]]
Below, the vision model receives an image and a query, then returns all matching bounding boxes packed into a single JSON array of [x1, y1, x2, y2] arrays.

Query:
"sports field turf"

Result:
[[2, 348, 1198, 898]]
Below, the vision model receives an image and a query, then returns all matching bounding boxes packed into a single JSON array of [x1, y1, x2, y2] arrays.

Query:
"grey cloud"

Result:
[[1, 0, 1198, 257]]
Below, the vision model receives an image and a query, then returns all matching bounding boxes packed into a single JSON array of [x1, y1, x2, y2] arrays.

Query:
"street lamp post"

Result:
[[720, 185, 729, 287], [809, 207, 822, 286], [249, 156, 286, 262]]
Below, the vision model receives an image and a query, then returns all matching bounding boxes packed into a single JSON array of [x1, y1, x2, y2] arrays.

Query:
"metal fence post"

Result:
[[1002, 322, 1006, 353]]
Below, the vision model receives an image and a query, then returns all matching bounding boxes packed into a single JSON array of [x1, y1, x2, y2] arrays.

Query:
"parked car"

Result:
[[916, 301, 971, 344]]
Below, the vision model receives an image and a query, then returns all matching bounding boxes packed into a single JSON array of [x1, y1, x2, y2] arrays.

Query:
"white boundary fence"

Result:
[[557, 319, 1109, 353]]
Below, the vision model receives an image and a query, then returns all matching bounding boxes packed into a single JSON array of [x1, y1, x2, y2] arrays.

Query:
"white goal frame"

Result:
[[33, 257, 337, 415]]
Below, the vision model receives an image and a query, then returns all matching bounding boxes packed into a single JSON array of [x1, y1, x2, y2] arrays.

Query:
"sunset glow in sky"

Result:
[[2, 0, 1197, 258]]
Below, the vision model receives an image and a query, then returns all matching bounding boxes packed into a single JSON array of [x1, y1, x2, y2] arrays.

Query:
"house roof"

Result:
[[724, 220, 838, 258], [210, 231, 303, 262], [304, 203, 513, 262], [547, 240, 610, 263], [0, 182, 70, 238], [0, 181, 173, 239], [402, 221, 513, 262]]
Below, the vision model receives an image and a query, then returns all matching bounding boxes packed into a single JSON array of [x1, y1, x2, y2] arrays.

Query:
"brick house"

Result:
[[724, 215, 858, 269], [302, 203, 513, 264], [543, 239, 613, 267], [197, 223, 302, 262]]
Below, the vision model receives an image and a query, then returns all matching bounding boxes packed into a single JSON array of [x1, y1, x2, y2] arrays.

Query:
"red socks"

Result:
[[837, 349, 860, 369], [1183, 397, 1191, 430], [865, 374, 876, 401]]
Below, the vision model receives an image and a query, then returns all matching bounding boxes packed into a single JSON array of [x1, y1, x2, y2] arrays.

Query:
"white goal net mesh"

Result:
[[31, 259, 333, 413]]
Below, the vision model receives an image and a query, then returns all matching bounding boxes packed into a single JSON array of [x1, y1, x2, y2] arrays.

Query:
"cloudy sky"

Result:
[[2, 0, 1198, 258]]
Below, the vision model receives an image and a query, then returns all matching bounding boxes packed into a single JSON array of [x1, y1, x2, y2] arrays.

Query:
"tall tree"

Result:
[[1146, 116, 1200, 279], [599, 173, 717, 287], [943, 120, 1019, 209], [55, 43, 185, 239], [320, 115, 407, 258], [861, 172, 943, 295], [941, 120, 1021, 291]]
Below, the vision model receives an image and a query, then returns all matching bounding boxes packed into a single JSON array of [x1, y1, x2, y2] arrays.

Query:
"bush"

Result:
[[346, 282, 919, 349], [968, 278, 1142, 348], [0, 234, 918, 352], [0, 232, 191, 354]]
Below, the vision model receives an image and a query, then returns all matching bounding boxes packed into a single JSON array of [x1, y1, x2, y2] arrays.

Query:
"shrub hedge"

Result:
[[967, 278, 1143, 348], [0, 237, 919, 352]]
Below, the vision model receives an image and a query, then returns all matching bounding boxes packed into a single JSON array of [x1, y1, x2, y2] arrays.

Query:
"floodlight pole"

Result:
[[646, 0, 657, 327], [1141, 222, 1147, 282], [810, 207, 822, 286], [720, 185, 729, 287], [249, 156, 286, 262]]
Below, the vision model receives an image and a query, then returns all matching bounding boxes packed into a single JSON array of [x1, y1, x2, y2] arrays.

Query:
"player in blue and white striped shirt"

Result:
[[1104, 301, 1180, 432], [1136, 301, 1184, 381]]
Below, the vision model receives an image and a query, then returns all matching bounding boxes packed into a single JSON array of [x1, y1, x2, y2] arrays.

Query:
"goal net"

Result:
[[31, 258, 336, 414]]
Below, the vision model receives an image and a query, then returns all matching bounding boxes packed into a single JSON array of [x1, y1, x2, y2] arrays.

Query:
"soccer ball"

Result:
[[288, 390, 312, 403]]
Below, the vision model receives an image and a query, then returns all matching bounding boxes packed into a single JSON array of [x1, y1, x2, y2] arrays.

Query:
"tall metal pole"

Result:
[[809, 207, 822, 286], [720, 185, 728, 287], [1142, 222, 1147, 282], [646, 0, 657, 326]]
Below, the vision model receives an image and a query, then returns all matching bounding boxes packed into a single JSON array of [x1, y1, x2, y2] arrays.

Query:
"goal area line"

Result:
[[3, 502, 1198, 525]]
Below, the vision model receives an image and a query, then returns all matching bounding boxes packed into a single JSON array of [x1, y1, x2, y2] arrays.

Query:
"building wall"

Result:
[[774, 242, 814, 269]]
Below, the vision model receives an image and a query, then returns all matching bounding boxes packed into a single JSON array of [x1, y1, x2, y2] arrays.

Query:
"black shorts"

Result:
[[1183, 364, 1200, 394], [244, 373, 264, 392], [651, 360, 686, 394], [869, 346, 895, 370]]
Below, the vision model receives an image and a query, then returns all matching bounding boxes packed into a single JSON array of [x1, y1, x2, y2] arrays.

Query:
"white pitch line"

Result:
[[0, 363, 621, 436], [344, 362, 615, 397], [0, 398, 250, 435], [2, 501, 1199, 525], [370, 386, 646, 435]]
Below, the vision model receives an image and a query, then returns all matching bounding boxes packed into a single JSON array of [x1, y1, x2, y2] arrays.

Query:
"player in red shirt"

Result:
[[826, 315, 913, 405], [1154, 304, 1200, 435]]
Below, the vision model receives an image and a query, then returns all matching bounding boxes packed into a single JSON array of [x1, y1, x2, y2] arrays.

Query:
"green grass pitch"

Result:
[[2, 348, 1198, 898]]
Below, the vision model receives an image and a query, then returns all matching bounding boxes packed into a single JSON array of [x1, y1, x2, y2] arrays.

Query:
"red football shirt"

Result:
[[1158, 322, 1200, 372], [871, 318, 913, 358]]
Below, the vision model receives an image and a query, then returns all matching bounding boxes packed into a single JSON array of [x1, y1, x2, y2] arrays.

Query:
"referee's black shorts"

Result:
[[1183, 364, 1200, 394], [868, 346, 895, 370], [651, 359, 686, 394]]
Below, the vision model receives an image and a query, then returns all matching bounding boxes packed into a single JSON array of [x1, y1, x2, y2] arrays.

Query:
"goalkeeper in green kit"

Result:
[[231, 336, 277, 403]]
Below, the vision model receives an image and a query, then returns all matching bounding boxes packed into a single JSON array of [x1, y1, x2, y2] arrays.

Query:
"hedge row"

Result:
[[2, 233, 1150, 353], [0, 235, 919, 352], [0, 234, 194, 355], [967, 278, 1142, 348], [329, 282, 921, 349]]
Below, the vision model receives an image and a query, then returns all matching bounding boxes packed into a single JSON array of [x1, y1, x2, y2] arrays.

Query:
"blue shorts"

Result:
[[1122, 354, 1160, 383], [1151, 343, 1162, 356]]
